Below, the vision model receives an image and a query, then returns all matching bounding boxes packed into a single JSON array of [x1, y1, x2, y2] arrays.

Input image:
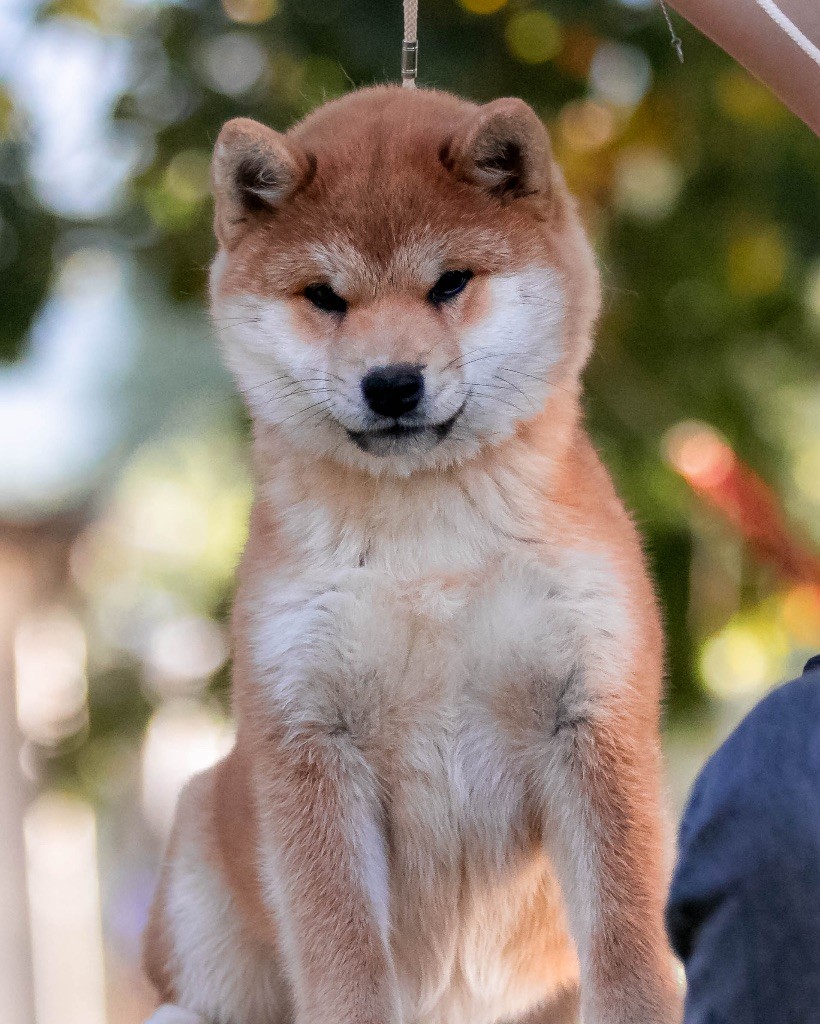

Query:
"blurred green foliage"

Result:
[[2, 0, 819, 739]]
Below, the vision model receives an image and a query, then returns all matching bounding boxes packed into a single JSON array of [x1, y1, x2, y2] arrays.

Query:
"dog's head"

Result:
[[210, 86, 599, 475]]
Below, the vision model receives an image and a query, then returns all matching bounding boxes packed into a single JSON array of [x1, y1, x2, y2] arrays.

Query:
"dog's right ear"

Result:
[[445, 98, 552, 200], [212, 118, 313, 250]]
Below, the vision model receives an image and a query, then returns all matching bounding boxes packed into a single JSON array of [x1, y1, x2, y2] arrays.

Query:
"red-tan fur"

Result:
[[144, 87, 682, 1024]]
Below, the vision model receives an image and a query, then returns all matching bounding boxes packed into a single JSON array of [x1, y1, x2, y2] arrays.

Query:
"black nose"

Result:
[[361, 364, 424, 418]]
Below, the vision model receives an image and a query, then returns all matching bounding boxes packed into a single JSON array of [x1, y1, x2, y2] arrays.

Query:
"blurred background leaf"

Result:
[[0, 1, 818, 1021]]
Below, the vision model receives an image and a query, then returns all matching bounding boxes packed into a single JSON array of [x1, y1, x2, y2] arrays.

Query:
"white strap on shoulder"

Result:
[[754, 0, 820, 66]]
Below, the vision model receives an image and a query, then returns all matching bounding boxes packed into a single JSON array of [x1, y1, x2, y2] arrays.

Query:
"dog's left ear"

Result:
[[445, 98, 552, 199], [212, 118, 314, 249]]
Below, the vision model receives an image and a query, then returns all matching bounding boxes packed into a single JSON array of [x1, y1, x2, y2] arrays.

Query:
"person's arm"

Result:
[[667, 659, 820, 1023], [666, 0, 820, 134]]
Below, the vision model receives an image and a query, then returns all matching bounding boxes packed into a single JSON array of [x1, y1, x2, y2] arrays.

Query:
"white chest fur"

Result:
[[247, 473, 633, 839], [246, 461, 634, 773], [248, 535, 627, 1017], [243, 470, 633, 1020]]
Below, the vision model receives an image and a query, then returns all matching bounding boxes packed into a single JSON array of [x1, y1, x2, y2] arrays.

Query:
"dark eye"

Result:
[[428, 270, 473, 305], [303, 283, 348, 314]]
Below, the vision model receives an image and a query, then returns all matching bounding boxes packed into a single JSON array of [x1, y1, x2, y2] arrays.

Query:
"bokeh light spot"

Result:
[[505, 11, 563, 64], [164, 149, 211, 205], [716, 68, 787, 125], [589, 41, 651, 108], [613, 146, 683, 220], [201, 32, 268, 96], [58, 247, 122, 298], [24, 794, 106, 1024], [553, 26, 600, 79], [727, 227, 787, 298], [15, 608, 88, 747], [459, 0, 508, 13], [221, 0, 277, 26], [701, 625, 772, 700], [559, 99, 615, 153], [793, 443, 820, 504], [145, 614, 227, 697], [141, 701, 235, 838], [781, 585, 820, 646], [663, 421, 734, 489]]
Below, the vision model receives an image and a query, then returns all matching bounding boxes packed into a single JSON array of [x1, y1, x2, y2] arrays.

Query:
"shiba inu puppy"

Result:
[[143, 86, 682, 1024]]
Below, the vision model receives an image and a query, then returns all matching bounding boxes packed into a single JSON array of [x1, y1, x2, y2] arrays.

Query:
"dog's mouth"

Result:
[[346, 402, 465, 457]]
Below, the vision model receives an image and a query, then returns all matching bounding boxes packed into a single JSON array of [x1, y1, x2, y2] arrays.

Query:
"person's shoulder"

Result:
[[680, 657, 820, 844], [747, 655, 820, 715], [669, 656, 820, 1012], [727, 657, 820, 757], [716, 656, 820, 755]]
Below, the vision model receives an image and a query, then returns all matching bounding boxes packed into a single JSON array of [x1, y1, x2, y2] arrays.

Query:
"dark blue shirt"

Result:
[[667, 656, 820, 1024]]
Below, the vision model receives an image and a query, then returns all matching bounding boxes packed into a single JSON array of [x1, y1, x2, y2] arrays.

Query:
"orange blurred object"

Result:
[[665, 422, 820, 584]]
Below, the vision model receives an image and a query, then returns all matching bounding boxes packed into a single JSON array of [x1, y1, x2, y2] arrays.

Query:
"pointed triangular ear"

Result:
[[212, 118, 314, 249], [445, 98, 551, 199]]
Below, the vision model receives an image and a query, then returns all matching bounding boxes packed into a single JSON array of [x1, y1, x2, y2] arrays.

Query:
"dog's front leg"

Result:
[[540, 701, 682, 1024], [254, 721, 398, 1024]]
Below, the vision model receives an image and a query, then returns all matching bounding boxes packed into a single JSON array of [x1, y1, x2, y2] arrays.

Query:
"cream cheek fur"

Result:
[[143, 85, 682, 1024], [213, 265, 566, 476]]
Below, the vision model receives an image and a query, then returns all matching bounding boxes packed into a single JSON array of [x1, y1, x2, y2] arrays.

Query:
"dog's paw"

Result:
[[144, 1005, 205, 1024]]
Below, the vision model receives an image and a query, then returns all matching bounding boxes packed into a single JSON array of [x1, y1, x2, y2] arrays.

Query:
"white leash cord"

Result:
[[659, 0, 685, 62], [402, 0, 418, 87], [399, 0, 818, 91]]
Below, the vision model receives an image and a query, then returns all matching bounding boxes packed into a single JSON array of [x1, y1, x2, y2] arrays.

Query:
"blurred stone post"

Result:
[[0, 518, 82, 1024], [0, 538, 36, 1024]]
